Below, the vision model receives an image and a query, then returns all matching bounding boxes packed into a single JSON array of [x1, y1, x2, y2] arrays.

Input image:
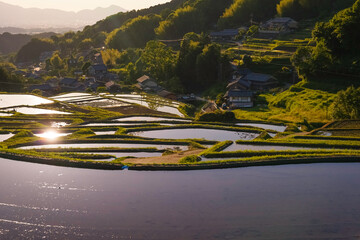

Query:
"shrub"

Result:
[[179, 103, 196, 118], [115, 127, 126, 135], [12, 130, 35, 138], [285, 124, 300, 132], [255, 131, 272, 140], [196, 110, 236, 122], [179, 155, 201, 163], [189, 141, 206, 150], [73, 128, 95, 135]]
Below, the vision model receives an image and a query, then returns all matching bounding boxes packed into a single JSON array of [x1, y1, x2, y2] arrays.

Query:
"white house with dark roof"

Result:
[[224, 89, 254, 108]]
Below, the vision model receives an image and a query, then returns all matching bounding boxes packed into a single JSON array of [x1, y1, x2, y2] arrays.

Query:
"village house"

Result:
[[136, 75, 161, 92], [105, 81, 122, 94], [28, 84, 54, 96], [201, 101, 219, 113], [59, 77, 84, 92], [88, 64, 108, 78], [210, 29, 239, 41], [259, 17, 298, 34], [242, 73, 278, 91], [157, 89, 177, 100], [229, 68, 278, 91], [84, 77, 99, 92], [92, 53, 104, 65], [224, 89, 254, 109], [67, 58, 78, 68]]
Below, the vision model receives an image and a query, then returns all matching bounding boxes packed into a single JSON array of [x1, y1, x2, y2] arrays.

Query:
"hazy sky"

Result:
[[1, 0, 171, 11]]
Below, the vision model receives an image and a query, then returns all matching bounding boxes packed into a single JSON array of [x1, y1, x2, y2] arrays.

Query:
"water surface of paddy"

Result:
[[113, 97, 183, 116], [3, 107, 71, 115], [0, 159, 359, 239], [83, 123, 144, 127], [94, 131, 117, 135], [50, 92, 92, 99], [19, 143, 188, 151], [224, 143, 313, 152], [236, 123, 287, 132], [131, 128, 259, 141], [0, 133, 14, 142], [115, 116, 191, 122], [0, 94, 53, 109], [34, 132, 71, 139]]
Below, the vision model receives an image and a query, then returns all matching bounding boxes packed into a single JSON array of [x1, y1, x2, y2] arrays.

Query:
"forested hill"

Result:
[[14, 0, 356, 62], [292, 0, 360, 80], [74, 0, 357, 50], [0, 32, 56, 55]]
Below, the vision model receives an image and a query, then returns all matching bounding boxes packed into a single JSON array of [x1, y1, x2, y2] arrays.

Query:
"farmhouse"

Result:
[[210, 29, 239, 41], [59, 78, 84, 92], [88, 64, 107, 76], [259, 17, 298, 34], [224, 89, 254, 109], [157, 90, 177, 100], [136, 75, 161, 92], [242, 73, 278, 91], [105, 81, 122, 93]]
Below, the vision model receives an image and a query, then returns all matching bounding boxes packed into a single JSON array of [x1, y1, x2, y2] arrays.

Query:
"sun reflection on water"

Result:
[[35, 130, 68, 140]]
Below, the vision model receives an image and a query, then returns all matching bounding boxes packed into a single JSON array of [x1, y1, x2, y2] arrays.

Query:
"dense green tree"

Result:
[[156, 0, 232, 39], [78, 38, 93, 51], [0, 66, 24, 92], [331, 86, 360, 119], [218, 0, 279, 29], [196, 43, 222, 88], [277, 0, 355, 20], [291, 0, 360, 78], [140, 41, 176, 86], [106, 14, 162, 50], [176, 33, 229, 92]]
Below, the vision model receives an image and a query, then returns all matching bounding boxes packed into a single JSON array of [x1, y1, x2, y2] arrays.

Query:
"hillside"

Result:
[[0, 32, 56, 55], [0, 1, 126, 28], [2, 0, 360, 125]]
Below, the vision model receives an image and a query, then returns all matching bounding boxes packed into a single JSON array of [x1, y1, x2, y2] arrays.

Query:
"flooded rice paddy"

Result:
[[19, 143, 188, 151], [0, 94, 53, 109], [0, 134, 14, 142], [0, 159, 359, 239], [83, 122, 144, 127], [115, 116, 191, 122], [3, 107, 71, 115], [236, 123, 287, 132], [130, 128, 259, 141], [223, 143, 312, 152], [34, 131, 71, 139], [51, 93, 184, 116]]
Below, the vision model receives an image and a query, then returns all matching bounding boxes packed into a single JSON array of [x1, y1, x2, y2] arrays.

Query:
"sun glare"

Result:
[[37, 130, 61, 140]]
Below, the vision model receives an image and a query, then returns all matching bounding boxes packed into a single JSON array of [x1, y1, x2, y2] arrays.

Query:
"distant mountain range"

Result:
[[0, 1, 126, 30]]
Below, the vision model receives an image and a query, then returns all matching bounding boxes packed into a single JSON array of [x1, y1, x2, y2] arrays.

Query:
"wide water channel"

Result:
[[0, 159, 359, 239]]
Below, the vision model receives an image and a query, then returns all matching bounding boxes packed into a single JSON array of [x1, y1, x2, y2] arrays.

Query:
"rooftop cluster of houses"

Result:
[[27, 51, 121, 96], [224, 68, 278, 109], [210, 17, 298, 41]]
